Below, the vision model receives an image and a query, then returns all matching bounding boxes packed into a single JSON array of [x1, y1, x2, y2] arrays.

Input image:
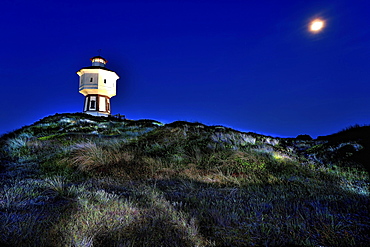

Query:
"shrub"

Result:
[[216, 151, 269, 175], [43, 176, 82, 198], [4, 133, 33, 159], [66, 141, 164, 179], [68, 141, 131, 173], [296, 134, 313, 140]]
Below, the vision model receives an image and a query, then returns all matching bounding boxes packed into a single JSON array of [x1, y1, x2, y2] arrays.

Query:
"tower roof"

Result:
[[77, 55, 118, 74], [90, 56, 108, 67], [77, 66, 116, 73], [90, 56, 108, 64]]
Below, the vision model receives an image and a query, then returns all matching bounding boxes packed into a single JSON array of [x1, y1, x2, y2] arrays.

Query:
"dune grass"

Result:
[[0, 116, 369, 246]]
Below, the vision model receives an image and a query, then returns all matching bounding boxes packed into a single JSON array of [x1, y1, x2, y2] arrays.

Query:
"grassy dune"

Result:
[[0, 113, 368, 246]]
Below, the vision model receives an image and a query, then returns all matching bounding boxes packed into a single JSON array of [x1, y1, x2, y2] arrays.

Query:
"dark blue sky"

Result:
[[1, 0, 369, 138]]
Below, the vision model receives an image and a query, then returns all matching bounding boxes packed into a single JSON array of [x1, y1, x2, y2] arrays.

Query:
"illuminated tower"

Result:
[[77, 56, 119, 116]]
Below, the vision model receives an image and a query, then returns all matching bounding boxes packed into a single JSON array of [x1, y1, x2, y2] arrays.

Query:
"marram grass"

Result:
[[0, 115, 368, 246]]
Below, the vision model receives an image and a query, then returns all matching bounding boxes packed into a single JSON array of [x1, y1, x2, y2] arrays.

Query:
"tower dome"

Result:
[[91, 56, 107, 67], [77, 56, 120, 117]]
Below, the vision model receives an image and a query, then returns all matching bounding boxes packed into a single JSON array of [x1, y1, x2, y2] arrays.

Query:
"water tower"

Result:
[[77, 56, 119, 116]]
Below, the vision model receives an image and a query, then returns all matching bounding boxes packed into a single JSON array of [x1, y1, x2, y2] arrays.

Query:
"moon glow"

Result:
[[310, 19, 325, 32]]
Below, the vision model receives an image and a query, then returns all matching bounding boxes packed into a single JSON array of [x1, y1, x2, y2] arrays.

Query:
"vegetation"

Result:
[[0, 113, 369, 246]]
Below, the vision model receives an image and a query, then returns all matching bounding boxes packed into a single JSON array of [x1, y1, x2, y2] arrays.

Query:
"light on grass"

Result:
[[273, 153, 291, 161], [343, 183, 369, 196]]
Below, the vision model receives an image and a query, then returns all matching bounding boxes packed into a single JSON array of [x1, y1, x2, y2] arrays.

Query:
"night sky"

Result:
[[1, 0, 369, 138]]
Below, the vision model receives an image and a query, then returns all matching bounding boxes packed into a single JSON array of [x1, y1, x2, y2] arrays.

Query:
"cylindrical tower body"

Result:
[[77, 56, 119, 116]]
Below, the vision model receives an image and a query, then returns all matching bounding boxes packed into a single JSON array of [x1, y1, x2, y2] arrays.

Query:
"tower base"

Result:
[[83, 94, 111, 116], [84, 111, 110, 117]]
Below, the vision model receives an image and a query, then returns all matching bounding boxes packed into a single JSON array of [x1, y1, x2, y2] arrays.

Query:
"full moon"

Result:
[[310, 19, 325, 32]]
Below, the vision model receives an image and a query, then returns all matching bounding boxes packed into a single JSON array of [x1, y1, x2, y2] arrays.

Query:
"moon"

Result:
[[310, 19, 325, 32]]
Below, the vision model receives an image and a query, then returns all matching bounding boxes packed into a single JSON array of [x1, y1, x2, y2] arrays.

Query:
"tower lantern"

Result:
[[77, 56, 119, 117], [91, 56, 107, 67]]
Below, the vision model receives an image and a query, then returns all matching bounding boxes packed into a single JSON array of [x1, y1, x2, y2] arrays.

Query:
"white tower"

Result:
[[77, 56, 119, 117]]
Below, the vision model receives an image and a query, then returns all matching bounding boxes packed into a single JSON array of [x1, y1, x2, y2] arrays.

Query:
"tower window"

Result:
[[89, 96, 97, 110], [90, 100, 96, 109], [90, 78, 93, 82]]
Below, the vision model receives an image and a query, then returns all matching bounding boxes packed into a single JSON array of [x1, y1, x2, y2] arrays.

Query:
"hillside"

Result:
[[0, 113, 369, 246]]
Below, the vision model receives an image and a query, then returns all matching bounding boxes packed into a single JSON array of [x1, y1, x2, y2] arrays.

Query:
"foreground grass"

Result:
[[0, 114, 369, 246]]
